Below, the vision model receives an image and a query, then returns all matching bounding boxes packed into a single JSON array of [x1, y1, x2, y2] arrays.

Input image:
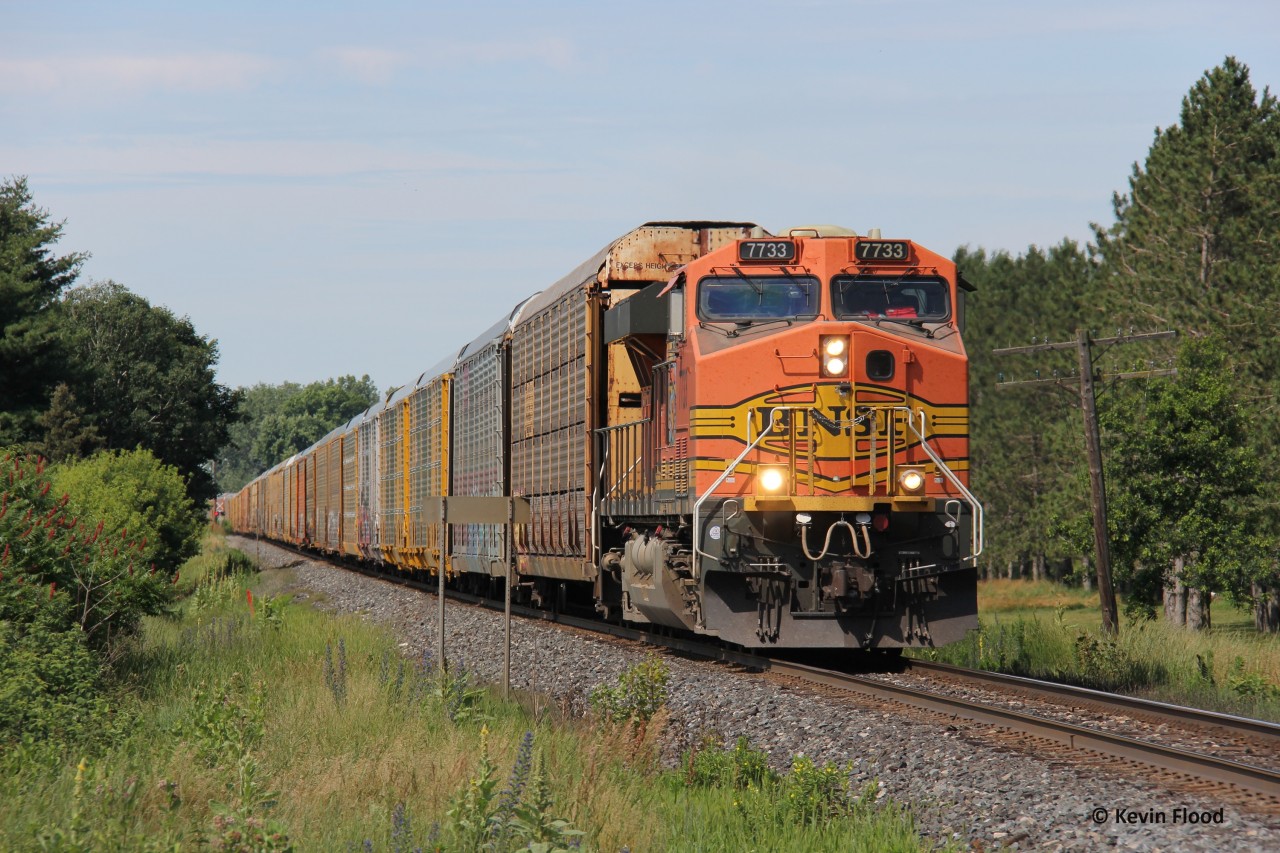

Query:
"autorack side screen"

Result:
[[697, 275, 820, 322]]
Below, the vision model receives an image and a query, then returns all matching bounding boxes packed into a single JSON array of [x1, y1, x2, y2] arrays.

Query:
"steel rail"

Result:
[[905, 659, 1280, 741], [769, 658, 1280, 799]]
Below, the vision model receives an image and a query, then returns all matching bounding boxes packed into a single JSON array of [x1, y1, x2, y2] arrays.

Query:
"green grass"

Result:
[[911, 579, 1280, 720], [1, 537, 940, 852]]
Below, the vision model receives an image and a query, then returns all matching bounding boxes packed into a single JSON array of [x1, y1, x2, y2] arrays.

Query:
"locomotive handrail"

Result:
[[594, 417, 653, 556], [692, 408, 783, 583], [595, 419, 652, 497], [893, 406, 984, 559], [611, 454, 646, 494]]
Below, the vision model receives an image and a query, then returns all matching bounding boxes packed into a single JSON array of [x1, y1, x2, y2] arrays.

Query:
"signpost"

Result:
[[422, 495, 530, 685]]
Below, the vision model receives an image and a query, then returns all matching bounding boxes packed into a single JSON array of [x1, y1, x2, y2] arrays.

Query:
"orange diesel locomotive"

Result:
[[226, 221, 982, 650]]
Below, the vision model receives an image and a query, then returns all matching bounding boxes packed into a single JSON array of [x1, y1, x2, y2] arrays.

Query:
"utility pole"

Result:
[[1075, 329, 1119, 635], [993, 329, 1176, 635]]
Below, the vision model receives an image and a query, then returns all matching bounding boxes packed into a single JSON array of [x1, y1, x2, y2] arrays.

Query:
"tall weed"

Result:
[[588, 655, 670, 725], [673, 736, 921, 852]]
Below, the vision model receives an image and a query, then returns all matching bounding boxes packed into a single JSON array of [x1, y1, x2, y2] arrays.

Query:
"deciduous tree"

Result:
[[54, 282, 241, 503], [1094, 338, 1263, 628], [215, 375, 378, 492], [52, 448, 203, 574]]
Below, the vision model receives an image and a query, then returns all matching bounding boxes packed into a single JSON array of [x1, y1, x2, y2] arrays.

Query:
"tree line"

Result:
[[213, 374, 379, 494], [961, 57, 1280, 631]]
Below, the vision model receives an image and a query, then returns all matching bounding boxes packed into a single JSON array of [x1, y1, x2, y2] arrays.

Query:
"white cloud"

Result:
[[318, 35, 576, 86], [0, 52, 274, 96], [432, 36, 575, 71], [324, 47, 410, 84], [3, 137, 558, 183]]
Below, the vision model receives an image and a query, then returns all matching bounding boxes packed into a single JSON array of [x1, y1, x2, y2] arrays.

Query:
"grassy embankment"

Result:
[[1, 533, 938, 852], [914, 579, 1280, 720]]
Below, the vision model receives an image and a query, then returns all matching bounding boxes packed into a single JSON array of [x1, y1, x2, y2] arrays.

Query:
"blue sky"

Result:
[[6, 1, 1279, 391]]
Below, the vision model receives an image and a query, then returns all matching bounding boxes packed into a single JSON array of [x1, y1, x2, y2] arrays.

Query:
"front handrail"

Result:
[[654, 402, 983, 589], [691, 408, 783, 583], [893, 406, 984, 559]]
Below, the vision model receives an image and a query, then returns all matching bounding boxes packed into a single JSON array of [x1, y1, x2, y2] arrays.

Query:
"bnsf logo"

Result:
[[752, 405, 886, 439], [691, 386, 968, 452]]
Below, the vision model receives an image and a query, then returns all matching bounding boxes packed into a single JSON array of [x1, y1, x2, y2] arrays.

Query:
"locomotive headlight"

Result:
[[820, 335, 850, 377], [897, 467, 927, 495], [757, 465, 788, 494]]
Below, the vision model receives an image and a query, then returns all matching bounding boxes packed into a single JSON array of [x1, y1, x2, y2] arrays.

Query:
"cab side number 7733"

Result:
[[738, 240, 797, 263], [856, 240, 911, 261]]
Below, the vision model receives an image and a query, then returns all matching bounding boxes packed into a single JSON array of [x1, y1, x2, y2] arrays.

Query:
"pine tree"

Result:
[[959, 242, 1095, 580], [35, 383, 103, 462], [0, 177, 86, 445], [1094, 57, 1280, 337], [1092, 58, 1280, 628]]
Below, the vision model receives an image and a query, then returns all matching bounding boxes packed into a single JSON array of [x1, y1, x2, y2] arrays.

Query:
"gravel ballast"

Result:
[[232, 536, 1280, 851]]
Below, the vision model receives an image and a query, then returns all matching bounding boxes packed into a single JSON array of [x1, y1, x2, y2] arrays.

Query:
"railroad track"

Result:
[[248, 536, 1280, 805], [445, 586, 1280, 804], [478, 600, 1280, 806], [801, 659, 1280, 801], [905, 659, 1280, 742]]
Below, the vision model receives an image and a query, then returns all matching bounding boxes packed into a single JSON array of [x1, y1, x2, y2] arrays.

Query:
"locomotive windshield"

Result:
[[697, 275, 820, 322], [832, 275, 950, 322]]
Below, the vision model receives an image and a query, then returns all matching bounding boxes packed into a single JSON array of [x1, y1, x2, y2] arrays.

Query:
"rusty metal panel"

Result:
[[293, 458, 304, 543], [284, 460, 295, 542], [378, 391, 407, 565], [305, 452, 316, 543], [266, 467, 284, 539], [602, 222, 763, 282], [282, 464, 290, 540], [315, 442, 330, 548], [300, 456, 309, 543], [325, 435, 342, 550]]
